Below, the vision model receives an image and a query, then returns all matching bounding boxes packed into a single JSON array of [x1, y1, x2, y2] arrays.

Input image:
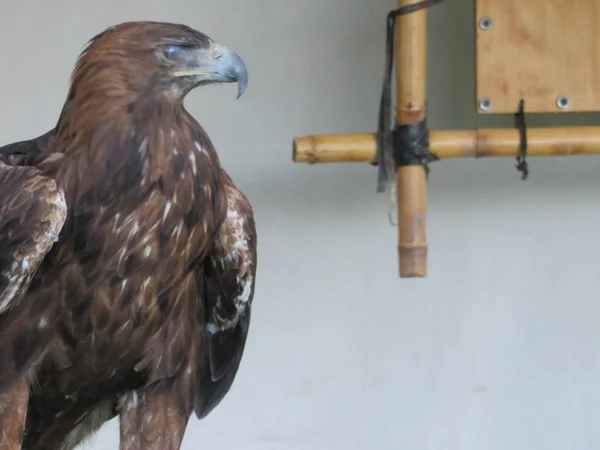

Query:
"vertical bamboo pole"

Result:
[[395, 0, 428, 278]]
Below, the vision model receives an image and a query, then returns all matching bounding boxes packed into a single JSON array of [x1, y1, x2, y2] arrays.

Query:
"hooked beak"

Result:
[[174, 43, 248, 99]]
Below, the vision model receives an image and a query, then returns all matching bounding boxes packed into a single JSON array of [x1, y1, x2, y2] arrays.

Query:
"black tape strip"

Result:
[[514, 99, 529, 180]]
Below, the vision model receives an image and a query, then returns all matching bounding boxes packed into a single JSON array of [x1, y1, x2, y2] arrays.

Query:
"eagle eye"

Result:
[[164, 45, 182, 58]]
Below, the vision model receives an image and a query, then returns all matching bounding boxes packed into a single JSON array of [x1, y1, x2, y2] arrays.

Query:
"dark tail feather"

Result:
[[194, 308, 251, 419]]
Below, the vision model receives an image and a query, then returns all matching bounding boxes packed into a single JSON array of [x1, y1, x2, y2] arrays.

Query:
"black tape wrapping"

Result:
[[375, 0, 446, 193], [392, 120, 438, 169]]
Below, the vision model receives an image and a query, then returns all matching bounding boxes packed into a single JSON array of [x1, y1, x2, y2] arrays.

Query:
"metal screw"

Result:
[[478, 97, 492, 111], [479, 16, 493, 30], [556, 95, 569, 109]]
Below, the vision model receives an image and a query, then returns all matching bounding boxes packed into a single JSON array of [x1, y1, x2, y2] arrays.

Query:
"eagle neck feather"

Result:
[[54, 96, 221, 211]]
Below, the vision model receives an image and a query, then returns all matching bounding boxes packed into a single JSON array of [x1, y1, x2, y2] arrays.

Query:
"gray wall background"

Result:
[[2, 0, 600, 449]]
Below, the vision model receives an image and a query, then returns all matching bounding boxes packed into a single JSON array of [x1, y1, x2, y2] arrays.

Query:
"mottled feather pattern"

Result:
[[0, 161, 67, 315], [195, 175, 257, 418], [206, 179, 257, 332], [0, 21, 256, 449]]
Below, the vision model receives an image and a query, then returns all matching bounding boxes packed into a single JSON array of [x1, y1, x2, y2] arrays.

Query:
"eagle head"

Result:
[[71, 21, 248, 101]]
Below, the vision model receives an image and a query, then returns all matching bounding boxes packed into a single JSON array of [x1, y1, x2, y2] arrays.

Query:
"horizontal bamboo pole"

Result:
[[292, 127, 600, 163]]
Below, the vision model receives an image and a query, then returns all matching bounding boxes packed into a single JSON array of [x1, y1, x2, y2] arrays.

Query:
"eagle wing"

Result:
[[0, 160, 67, 316], [0, 130, 55, 165], [195, 182, 257, 419]]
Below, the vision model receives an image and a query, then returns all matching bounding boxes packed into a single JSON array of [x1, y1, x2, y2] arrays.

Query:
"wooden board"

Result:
[[475, 0, 600, 114]]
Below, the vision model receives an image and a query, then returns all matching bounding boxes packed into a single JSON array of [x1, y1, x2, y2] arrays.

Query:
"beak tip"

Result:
[[236, 77, 248, 99], [232, 57, 248, 99]]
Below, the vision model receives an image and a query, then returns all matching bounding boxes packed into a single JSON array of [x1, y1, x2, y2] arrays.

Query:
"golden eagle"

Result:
[[0, 21, 256, 450]]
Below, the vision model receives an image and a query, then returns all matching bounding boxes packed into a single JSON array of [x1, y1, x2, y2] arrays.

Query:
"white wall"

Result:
[[2, 1, 600, 449]]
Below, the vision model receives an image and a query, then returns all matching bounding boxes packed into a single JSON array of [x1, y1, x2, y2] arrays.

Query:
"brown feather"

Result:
[[0, 21, 257, 449], [0, 375, 29, 449], [118, 389, 189, 450]]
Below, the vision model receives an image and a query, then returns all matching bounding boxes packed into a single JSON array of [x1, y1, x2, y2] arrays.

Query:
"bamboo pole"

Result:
[[395, 0, 428, 278], [292, 127, 600, 163], [290, 2, 600, 280]]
